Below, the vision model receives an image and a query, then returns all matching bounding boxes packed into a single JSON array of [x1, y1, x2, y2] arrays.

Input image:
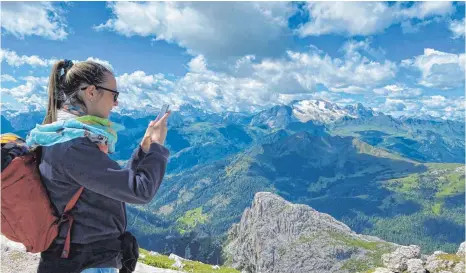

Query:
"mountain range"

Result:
[[1, 99, 464, 265]]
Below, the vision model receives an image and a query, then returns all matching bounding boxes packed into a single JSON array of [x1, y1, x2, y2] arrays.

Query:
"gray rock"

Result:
[[169, 253, 187, 261], [224, 192, 397, 273], [373, 268, 394, 273], [0, 235, 185, 273], [452, 261, 465, 273], [171, 259, 184, 269], [406, 259, 425, 273], [425, 251, 463, 273], [382, 245, 421, 272], [457, 242, 466, 257]]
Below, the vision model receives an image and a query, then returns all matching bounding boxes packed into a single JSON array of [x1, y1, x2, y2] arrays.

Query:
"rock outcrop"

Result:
[[370, 242, 465, 273], [223, 192, 398, 273], [223, 192, 465, 273]]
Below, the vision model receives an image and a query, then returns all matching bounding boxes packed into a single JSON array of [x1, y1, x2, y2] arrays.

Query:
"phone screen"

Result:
[[155, 104, 170, 122]]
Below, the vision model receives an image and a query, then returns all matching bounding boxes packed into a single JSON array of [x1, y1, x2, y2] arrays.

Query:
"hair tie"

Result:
[[64, 59, 74, 70]]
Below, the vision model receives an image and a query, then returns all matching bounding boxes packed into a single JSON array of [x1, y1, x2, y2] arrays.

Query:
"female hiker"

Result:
[[26, 59, 170, 273]]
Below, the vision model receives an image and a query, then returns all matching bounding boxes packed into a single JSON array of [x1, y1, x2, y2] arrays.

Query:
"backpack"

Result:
[[1, 133, 84, 258]]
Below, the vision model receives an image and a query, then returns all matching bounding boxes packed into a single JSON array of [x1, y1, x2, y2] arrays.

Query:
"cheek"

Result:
[[97, 97, 113, 114]]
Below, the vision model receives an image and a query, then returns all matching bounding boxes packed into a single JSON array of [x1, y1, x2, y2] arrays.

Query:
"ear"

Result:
[[83, 85, 97, 101]]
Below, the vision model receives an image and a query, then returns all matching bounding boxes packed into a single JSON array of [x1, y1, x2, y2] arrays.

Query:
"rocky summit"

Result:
[[223, 192, 465, 273], [223, 192, 398, 273]]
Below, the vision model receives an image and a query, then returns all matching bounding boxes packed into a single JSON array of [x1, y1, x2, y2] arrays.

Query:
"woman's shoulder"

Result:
[[42, 137, 101, 161]]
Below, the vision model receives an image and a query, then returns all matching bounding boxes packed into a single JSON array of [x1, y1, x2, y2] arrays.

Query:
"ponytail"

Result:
[[43, 60, 66, 124]]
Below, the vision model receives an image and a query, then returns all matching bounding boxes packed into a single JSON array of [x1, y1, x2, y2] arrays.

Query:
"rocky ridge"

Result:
[[223, 192, 465, 273]]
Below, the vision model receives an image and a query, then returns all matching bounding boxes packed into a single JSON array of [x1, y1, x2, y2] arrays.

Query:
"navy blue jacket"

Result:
[[38, 137, 169, 269]]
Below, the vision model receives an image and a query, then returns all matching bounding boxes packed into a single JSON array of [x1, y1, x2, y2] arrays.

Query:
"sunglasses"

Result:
[[80, 85, 119, 102]]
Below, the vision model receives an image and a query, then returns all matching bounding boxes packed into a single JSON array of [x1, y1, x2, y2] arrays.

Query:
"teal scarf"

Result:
[[26, 113, 124, 154]]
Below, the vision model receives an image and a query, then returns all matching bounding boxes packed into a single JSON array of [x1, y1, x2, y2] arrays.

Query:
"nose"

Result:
[[113, 99, 118, 107]]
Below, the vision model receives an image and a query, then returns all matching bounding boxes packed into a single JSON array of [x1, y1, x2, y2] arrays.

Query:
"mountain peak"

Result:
[[225, 192, 397, 273], [250, 104, 297, 128], [290, 99, 354, 124]]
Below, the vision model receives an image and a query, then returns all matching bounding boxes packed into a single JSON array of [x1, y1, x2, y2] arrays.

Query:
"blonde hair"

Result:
[[43, 60, 113, 124]]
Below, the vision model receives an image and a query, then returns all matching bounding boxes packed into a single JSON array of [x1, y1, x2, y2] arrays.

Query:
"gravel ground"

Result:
[[1, 235, 184, 273]]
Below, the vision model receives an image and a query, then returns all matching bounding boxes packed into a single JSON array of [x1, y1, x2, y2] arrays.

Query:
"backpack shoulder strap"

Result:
[[64, 187, 84, 214], [60, 186, 84, 258]]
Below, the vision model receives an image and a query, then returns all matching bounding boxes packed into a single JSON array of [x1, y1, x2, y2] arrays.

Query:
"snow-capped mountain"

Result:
[[290, 100, 354, 123], [288, 99, 382, 124]]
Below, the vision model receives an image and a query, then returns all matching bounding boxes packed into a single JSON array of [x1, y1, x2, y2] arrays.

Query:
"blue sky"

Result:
[[1, 1, 465, 120]]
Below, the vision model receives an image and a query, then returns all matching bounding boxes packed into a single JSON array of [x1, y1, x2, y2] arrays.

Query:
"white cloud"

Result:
[[188, 55, 208, 73], [86, 57, 114, 71], [400, 19, 433, 34], [340, 39, 386, 60], [0, 50, 115, 74], [297, 1, 455, 37], [0, 74, 17, 83], [94, 2, 295, 59], [165, 41, 396, 112], [3, 40, 398, 114], [373, 84, 422, 98], [265, 43, 396, 94], [376, 95, 465, 120], [0, 2, 68, 40], [422, 95, 450, 109], [420, 95, 465, 120], [0, 49, 57, 67], [402, 48, 465, 89], [449, 18, 465, 39], [115, 71, 180, 111], [383, 98, 410, 112], [1, 76, 49, 111]]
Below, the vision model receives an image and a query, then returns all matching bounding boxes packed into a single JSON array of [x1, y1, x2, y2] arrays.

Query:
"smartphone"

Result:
[[155, 104, 170, 122]]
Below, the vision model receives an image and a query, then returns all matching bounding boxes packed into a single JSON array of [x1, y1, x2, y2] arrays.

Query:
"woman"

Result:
[[26, 59, 170, 273]]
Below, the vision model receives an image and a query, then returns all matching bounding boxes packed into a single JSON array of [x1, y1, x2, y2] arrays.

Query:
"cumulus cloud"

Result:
[[0, 76, 49, 111], [419, 95, 465, 120], [373, 84, 422, 98], [383, 98, 409, 112], [115, 71, 176, 109], [0, 74, 17, 83], [0, 49, 57, 67], [0, 2, 68, 40], [0, 49, 114, 72], [2, 41, 398, 114], [402, 48, 465, 89], [4, 45, 462, 121], [164, 41, 396, 111], [297, 1, 455, 37], [449, 18, 465, 39], [375, 95, 464, 120], [86, 57, 114, 71], [94, 1, 295, 59]]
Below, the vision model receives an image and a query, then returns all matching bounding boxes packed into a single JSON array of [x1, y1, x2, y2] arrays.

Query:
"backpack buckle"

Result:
[[58, 213, 70, 224]]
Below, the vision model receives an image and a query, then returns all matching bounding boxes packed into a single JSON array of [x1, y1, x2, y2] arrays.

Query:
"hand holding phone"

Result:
[[141, 104, 171, 151], [155, 104, 170, 122]]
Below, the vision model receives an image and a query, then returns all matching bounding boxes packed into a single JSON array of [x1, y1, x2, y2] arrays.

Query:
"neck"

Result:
[[58, 102, 87, 121], [57, 109, 78, 121]]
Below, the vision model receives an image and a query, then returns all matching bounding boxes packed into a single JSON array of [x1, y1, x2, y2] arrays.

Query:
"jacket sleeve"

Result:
[[63, 138, 169, 204], [126, 145, 147, 170]]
